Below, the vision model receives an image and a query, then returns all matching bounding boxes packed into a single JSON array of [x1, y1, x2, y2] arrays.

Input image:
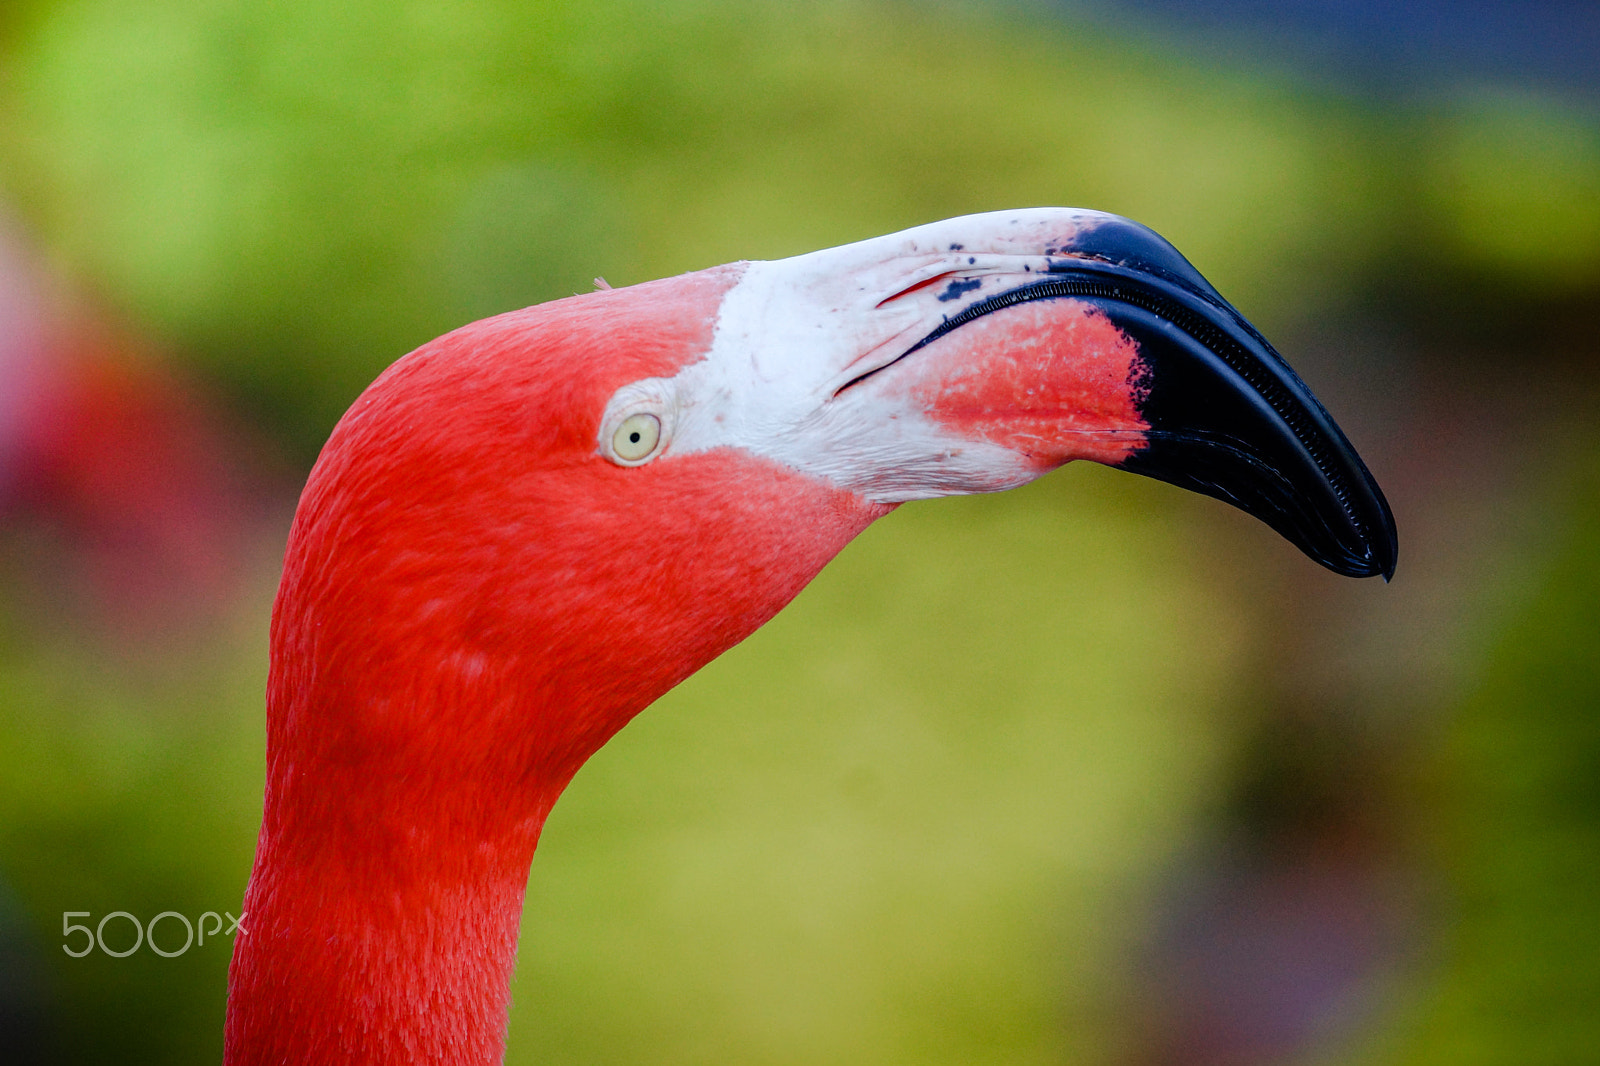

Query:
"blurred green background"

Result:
[[0, 1, 1596, 1063]]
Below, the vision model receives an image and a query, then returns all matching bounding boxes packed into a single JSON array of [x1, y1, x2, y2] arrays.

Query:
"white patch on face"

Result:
[[598, 208, 1118, 502]]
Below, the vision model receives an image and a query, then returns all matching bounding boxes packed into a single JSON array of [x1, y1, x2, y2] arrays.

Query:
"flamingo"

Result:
[[223, 208, 1395, 1064]]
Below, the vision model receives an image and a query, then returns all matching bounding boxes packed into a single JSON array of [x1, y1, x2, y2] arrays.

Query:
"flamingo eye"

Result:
[[609, 412, 663, 464], [600, 379, 675, 466]]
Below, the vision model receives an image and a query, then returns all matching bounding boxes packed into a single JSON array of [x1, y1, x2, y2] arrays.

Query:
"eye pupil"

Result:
[[610, 411, 664, 463]]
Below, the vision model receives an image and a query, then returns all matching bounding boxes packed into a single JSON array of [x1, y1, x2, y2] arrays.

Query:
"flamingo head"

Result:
[[277, 208, 1394, 801]]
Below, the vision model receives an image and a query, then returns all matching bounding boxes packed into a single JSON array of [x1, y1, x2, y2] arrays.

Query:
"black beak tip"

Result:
[[1118, 429, 1398, 583], [1050, 217, 1400, 583], [1323, 509, 1398, 582]]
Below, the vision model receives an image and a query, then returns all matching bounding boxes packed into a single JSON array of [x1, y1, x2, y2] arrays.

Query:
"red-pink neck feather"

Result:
[[225, 264, 890, 1064]]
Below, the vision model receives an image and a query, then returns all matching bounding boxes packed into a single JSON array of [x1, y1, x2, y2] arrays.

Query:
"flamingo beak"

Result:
[[830, 214, 1395, 579], [1004, 216, 1398, 580]]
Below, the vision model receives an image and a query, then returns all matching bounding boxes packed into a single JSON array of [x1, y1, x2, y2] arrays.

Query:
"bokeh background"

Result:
[[1, 1, 1597, 1062]]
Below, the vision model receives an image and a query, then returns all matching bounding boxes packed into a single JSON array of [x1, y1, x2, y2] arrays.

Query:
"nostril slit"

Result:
[[876, 272, 957, 309]]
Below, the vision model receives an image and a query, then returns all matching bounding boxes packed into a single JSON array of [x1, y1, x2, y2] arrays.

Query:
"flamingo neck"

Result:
[[223, 462, 888, 1064], [223, 689, 562, 1065]]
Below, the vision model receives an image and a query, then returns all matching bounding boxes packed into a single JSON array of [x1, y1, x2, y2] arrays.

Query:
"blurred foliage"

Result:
[[1422, 92, 1600, 294], [0, 0, 1596, 1064], [0, 608, 265, 1062], [1359, 449, 1600, 1066]]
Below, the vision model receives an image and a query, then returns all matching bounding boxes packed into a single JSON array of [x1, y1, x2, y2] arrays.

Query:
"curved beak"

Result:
[[988, 216, 1398, 579]]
